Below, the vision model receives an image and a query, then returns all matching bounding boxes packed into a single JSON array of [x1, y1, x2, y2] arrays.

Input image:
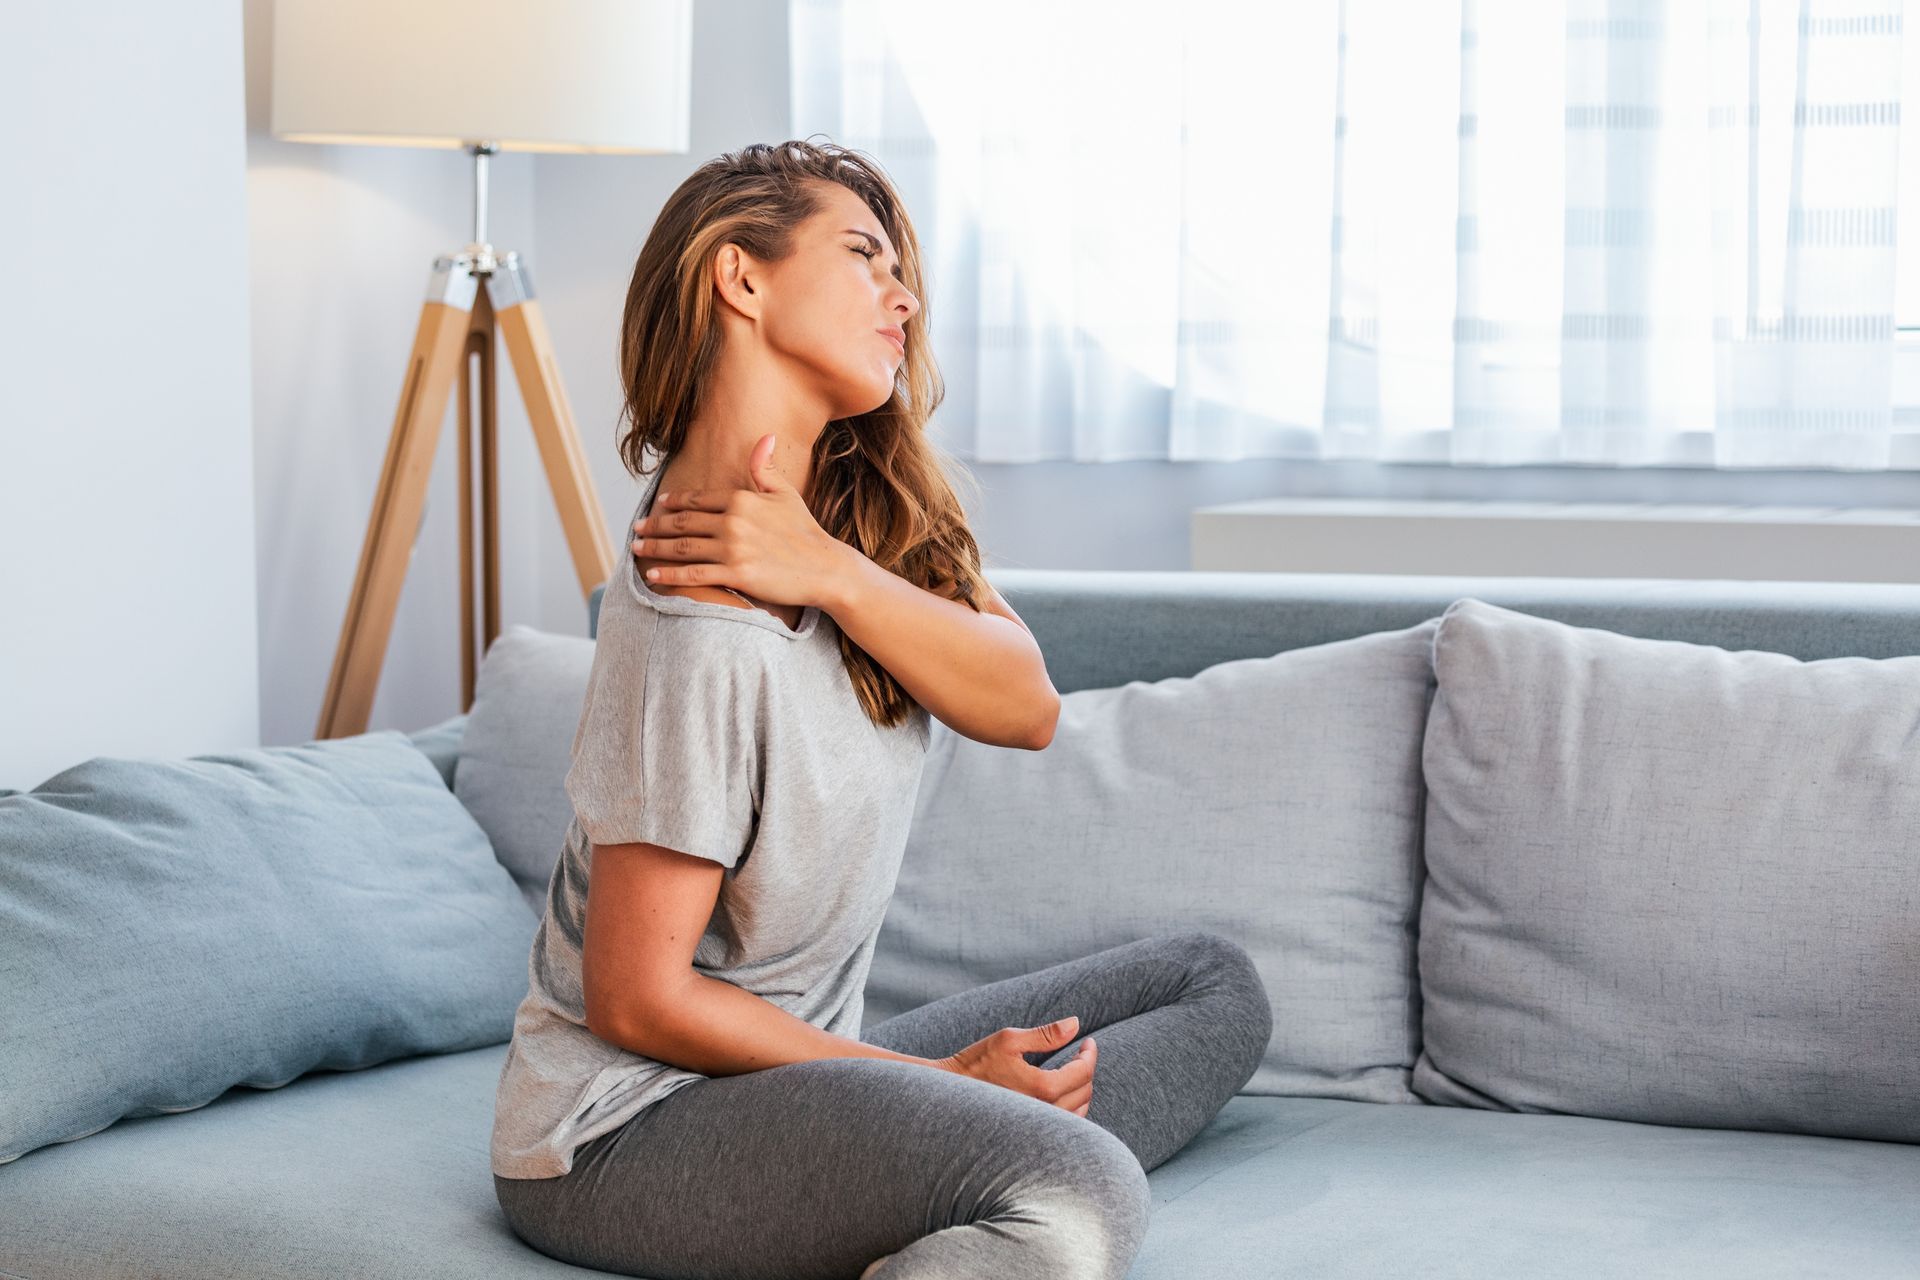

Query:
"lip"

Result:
[[876, 327, 906, 356]]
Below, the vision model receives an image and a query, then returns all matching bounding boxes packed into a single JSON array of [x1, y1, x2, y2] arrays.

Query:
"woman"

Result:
[[490, 138, 1272, 1280]]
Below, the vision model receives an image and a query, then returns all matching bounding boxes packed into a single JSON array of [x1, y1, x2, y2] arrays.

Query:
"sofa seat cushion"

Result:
[[1136, 1098, 1920, 1279], [0, 1045, 591, 1280], [5, 1046, 1918, 1280]]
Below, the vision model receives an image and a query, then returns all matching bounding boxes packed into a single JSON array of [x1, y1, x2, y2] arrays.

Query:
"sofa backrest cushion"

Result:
[[0, 730, 537, 1166], [406, 713, 469, 790], [1414, 597, 1920, 1143], [866, 618, 1444, 1104], [452, 625, 595, 916]]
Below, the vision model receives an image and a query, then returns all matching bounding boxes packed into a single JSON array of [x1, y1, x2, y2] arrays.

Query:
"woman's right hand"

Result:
[[936, 1015, 1097, 1116]]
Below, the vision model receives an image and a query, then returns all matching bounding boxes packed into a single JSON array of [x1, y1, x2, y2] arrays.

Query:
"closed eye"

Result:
[[847, 232, 905, 281]]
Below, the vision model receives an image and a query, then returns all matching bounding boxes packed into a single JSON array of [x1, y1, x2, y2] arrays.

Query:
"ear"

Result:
[[712, 243, 761, 318]]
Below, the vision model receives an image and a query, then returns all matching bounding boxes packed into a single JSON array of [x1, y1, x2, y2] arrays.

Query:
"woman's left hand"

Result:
[[630, 432, 852, 609]]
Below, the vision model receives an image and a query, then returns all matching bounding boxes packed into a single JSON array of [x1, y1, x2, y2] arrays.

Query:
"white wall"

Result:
[[1, 0, 260, 790]]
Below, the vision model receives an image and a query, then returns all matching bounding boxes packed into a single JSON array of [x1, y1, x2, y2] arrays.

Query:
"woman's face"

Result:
[[751, 183, 921, 419]]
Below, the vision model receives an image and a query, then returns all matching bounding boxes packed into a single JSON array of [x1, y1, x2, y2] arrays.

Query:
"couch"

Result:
[[4, 567, 1919, 1279]]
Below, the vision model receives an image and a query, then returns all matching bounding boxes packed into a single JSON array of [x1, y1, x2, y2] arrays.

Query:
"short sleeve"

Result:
[[563, 623, 769, 869]]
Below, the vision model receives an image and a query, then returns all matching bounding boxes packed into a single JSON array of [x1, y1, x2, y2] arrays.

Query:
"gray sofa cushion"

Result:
[[453, 625, 595, 916], [866, 620, 1443, 1104], [0, 1044, 586, 1279], [6, 1041, 1917, 1280], [1414, 597, 1920, 1143], [1133, 1094, 1920, 1279], [0, 730, 537, 1167], [406, 713, 469, 790]]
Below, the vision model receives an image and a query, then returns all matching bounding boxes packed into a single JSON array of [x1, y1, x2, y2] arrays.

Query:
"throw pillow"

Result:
[[1414, 597, 1920, 1143], [406, 712, 468, 790], [866, 619, 1444, 1103], [0, 730, 536, 1166], [452, 624, 595, 915]]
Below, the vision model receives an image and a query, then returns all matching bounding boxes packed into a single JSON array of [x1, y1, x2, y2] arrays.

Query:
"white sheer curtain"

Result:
[[789, 0, 1906, 469]]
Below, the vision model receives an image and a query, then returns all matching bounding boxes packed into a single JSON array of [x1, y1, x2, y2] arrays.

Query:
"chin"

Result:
[[834, 378, 897, 419]]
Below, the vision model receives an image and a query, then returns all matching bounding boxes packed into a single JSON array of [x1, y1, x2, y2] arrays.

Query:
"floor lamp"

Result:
[[270, 0, 693, 739]]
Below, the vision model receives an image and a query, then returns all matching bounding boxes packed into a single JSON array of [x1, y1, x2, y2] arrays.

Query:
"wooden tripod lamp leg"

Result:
[[315, 262, 477, 741], [489, 259, 616, 599]]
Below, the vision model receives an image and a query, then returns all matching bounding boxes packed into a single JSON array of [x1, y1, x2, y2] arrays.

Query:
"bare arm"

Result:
[[820, 551, 1061, 751], [632, 478, 1056, 749], [582, 838, 949, 1075], [603, 967, 935, 1076]]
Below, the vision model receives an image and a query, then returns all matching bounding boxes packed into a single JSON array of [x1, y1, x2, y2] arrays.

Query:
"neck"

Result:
[[669, 355, 829, 500]]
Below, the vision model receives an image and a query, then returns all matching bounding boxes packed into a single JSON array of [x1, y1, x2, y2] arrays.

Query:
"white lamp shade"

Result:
[[271, 0, 691, 154]]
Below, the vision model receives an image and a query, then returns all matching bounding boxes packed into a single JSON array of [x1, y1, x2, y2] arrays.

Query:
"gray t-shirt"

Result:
[[491, 461, 933, 1180]]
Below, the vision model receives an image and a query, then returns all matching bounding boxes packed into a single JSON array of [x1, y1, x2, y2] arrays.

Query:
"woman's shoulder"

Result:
[[651, 580, 807, 629], [641, 613, 787, 703], [646, 581, 756, 610], [596, 578, 770, 672], [619, 544, 810, 634]]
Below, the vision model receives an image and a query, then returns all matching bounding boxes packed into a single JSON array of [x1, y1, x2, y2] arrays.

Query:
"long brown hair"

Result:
[[615, 137, 986, 730]]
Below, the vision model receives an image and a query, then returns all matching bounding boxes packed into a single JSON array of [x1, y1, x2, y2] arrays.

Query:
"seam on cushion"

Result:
[[1431, 598, 1469, 679]]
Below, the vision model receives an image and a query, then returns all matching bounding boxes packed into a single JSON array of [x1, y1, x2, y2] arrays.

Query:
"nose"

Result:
[[891, 284, 919, 322]]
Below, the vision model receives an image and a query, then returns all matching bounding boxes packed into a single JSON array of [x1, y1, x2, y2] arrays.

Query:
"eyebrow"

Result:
[[844, 229, 905, 281]]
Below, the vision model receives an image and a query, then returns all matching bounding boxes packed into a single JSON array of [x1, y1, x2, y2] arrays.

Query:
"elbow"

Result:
[[588, 997, 670, 1059], [590, 969, 702, 1057], [584, 997, 634, 1051], [584, 984, 668, 1055], [1024, 693, 1062, 751], [585, 1010, 623, 1050]]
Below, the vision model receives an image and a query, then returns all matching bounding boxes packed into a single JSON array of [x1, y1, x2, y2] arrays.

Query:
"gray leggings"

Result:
[[494, 930, 1272, 1280]]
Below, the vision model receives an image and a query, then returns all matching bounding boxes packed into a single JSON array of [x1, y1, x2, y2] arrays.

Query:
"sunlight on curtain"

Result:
[[790, 0, 1905, 469]]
